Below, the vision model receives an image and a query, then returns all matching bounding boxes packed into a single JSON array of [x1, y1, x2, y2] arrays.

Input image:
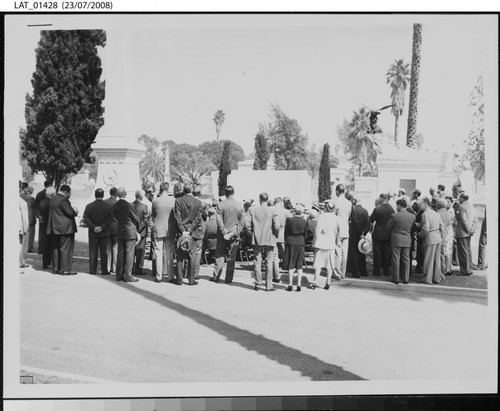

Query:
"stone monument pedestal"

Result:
[[93, 136, 145, 201]]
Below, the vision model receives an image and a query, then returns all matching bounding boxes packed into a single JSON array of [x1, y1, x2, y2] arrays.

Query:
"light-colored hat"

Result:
[[176, 233, 193, 252], [358, 236, 372, 254]]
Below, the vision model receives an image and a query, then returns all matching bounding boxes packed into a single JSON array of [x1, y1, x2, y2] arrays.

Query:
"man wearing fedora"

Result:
[[174, 182, 203, 285], [347, 196, 370, 278], [387, 198, 416, 284]]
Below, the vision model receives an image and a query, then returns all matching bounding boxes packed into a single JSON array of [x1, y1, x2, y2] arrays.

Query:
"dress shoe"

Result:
[[402, 281, 409, 284], [19, 264, 29, 268], [209, 276, 220, 283], [286, 286, 293, 292], [296, 286, 301, 292], [432, 281, 440, 285], [116, 277, 123, 282], [390, 280, 399, 285], [254, 284, 260, 291], [61, 271, 77, 275], [324, 284, 330, 290], [168, 279, 176, 284], [124, 276, 139, 282], [134, 270, 145, 275], [308, 283, 316, 290], [188, 281, 199, 286], [272, 278, 281, 283], [266, 288, 276, 292], [101, 272, 110, 275], [154, 278, 162, 283], [42, 265, 49, 269], [175, 281, 183, 286]]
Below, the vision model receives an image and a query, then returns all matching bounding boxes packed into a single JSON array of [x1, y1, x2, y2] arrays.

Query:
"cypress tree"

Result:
[[318, 143, 332, 202], [22, 30, 106, 189], [253, 132, 269, 170], [218, 141, 231, 196]]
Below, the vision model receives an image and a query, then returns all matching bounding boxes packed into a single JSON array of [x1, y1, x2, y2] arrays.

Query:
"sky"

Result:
[[5, 14, 497, 157]]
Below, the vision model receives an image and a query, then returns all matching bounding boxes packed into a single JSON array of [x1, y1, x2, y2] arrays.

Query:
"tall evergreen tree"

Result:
[[267, 104, 309, 170], [22, 30, 106, 189], [318, 143, 332, 202], [406, 23, 423, 148], [253, 128, 269, 170], [218, 141, 231, 196]]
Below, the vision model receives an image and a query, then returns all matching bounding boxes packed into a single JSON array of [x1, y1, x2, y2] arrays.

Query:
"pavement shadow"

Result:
[[99, 276, 365, 381]]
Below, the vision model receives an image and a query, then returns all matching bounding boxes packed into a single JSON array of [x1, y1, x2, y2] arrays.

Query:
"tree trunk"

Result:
[[406, 23, 422, 148], [394, 111, 399, 145]]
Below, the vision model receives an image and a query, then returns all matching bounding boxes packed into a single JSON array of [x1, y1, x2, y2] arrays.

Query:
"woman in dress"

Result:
[[442, 196, 456, 275], [310, 200, 340, 290], [282, 204, 308, 292]]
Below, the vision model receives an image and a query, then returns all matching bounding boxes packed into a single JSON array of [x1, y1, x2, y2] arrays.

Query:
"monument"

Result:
[[92, 30, 145, 201]]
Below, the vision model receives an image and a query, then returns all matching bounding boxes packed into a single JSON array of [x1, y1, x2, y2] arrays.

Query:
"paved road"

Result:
[[19, 256, 490, 384]]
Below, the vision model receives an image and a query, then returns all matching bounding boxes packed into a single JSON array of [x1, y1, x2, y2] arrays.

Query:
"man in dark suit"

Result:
[[454, 192, 477, 276], [47, 185, 78, 275], [104, 187, 118, 274], [387, 198, 416, 284], [38, 187, 56, 269], [174, 182, 203, 285], [111, 187, 140, 282], [347, 196, 370, 278], [211, 186, 245, 284], [132, 189, 153, 276], [369, 193, 394, 276], [249, 192, 280, 291], [34, 179, 54, 256], [83, 188, 112, 275], [152, 182, 177, 283]]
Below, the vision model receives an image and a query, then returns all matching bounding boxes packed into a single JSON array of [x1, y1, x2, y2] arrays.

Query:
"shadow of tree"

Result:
[[99, 276, 365, 382]]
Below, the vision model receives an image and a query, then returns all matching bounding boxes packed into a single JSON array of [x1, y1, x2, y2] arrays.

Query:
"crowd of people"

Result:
[[18, 179, 487, 291]]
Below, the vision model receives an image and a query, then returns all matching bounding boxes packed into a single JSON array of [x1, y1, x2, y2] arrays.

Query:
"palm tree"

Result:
[[213, 109, 225, 141], [406, 23, 423, 148], [386, 59, 410, 145], [348, 108, 380, 176], [139, 147, 165, 183]]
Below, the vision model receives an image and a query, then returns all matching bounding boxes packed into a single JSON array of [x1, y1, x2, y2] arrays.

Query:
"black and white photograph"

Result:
[[3, 9, 498, 402]]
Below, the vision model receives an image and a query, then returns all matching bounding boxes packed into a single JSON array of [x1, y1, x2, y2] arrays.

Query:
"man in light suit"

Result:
[[83, 188, 112, 275], [47, 185, 78, 275], [20, 184, 37, 253], [211, 185, 245, 284], [387, 198, 416, 284], [417, 197, 444, 284], [174, 182, 203, 285], [132, 189, 153, 276], [454, 192, 477, 276], [249, 192, 280, 291], [152, 182, 177, 283], [333, 184, 352, 279], [19, 196, 30, 268], [111, 187, 140, 283], [104, 187, 118, 274]]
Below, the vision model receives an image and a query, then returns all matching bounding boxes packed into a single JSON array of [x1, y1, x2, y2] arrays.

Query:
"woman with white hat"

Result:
[[309, 200, 340, 290]]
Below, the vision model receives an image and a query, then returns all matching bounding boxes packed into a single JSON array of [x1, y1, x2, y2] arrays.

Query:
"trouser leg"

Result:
[[99, 237, 108, 273], [189, 238, 203, 283], [225, 239, 239, 283], [59, 234, 74, 273], [400, 247, 410, 283], [124, 239, 137, 280], [265, 246, 275, 290], [88, 237, 99, 274], [154, 237, 165, 281], [457, 237, 472, 275], [253, 246, 263, 285], [391, 246, 401, 283]]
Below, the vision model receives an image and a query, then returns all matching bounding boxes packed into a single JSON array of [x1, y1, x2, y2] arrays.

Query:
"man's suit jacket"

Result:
[[174, 194, 202, 233], [104, 197, 118, 236], [369, 203, 395, 241], [47, 193, 78, 235], [33, 188, 47, 218], [19, 198, 29, 234], [39, 196, 52, 229], [387, 209, 416, 248], [216, 197, 245, 237], [151, 194, 177, 239], [334, 196, 352, 238], [418, 208, 443, 247], [111, 199, 140, 240], [249, 204, 280, 247], [274, 206, 291, 243], [455, 200, 477, 239], [349, 204, 370, 238], [83, 199, 112, 238], [20, 193, 36, 225], [132, 199, 152, 237]]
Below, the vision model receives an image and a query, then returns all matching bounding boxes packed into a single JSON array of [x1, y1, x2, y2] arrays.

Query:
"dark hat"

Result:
[[176, 233, 193, 252]]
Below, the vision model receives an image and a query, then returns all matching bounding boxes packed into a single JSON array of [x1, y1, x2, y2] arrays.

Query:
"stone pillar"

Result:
[[92, 29, 145, 201]]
